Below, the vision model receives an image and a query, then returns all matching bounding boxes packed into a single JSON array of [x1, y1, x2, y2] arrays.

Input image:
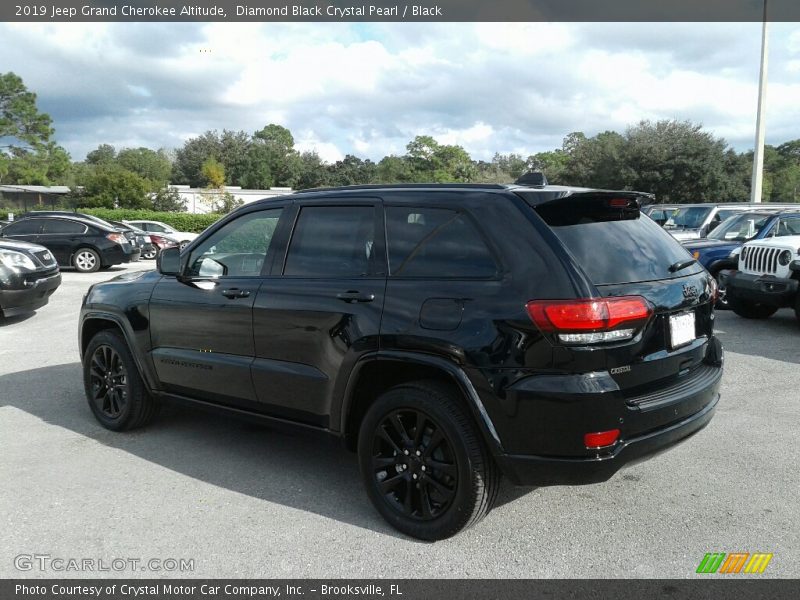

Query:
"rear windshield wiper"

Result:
[[669, 259, 697, 273]]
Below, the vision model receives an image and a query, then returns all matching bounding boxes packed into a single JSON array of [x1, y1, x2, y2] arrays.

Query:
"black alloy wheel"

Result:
[[88, 344, 128, 419], [371, 408, 458, 521], [358, 381, 500, 540], [83, 329, 160, 431]]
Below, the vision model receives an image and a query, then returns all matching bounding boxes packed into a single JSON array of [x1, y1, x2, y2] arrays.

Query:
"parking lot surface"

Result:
[[1, 262, 798, 578]]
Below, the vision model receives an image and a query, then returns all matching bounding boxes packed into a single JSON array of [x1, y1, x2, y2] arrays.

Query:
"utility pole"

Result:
[[750, 0, 769, 203]]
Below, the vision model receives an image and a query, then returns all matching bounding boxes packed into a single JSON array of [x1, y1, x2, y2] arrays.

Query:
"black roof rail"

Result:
[[294, 183, 509, 194]]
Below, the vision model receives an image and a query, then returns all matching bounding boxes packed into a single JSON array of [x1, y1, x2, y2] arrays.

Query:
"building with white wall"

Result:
[[170, 185, 294, 214]]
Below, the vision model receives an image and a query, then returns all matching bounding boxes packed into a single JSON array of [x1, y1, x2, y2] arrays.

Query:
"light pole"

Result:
[[750, 0, 769, 203]]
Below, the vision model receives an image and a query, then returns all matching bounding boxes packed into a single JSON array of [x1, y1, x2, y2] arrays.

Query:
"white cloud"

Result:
[[0, 22, 797, 163]]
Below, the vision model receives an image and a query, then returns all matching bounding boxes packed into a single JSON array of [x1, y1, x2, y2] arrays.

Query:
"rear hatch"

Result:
[[523, 192, 719, 435]]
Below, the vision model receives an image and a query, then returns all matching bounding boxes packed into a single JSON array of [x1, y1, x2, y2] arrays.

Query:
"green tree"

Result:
[[327, 155, 377, 187], [0, 72, 59, 184], [76, 165, 151, 209], [376, 155, 414, 183], [529, 150, 568, 183], [293, 151, 330, 190], [201, 156, 226, 188], [405, 135, 476, 182], [151, 186, 186, 212], [172, 131, 225, 187], [210, 190, 244, 214], [116, 147, 172, 184], [243, 124, 299, 188], [85, 144, 116, 166]]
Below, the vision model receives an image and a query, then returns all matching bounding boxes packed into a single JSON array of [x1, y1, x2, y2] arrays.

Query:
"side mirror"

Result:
[[157, 246, 181, 276]]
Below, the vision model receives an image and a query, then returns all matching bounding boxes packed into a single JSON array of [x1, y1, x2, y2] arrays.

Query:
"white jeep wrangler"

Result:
[[725, 235, 800, 322]]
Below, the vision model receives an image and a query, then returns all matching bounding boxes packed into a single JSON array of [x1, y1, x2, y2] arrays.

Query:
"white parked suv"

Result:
[[725, 234, 800, 322], [123, 220, 199, 250]]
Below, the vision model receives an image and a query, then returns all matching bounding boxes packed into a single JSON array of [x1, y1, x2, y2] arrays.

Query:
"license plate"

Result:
[[669, 311, 696, 349]]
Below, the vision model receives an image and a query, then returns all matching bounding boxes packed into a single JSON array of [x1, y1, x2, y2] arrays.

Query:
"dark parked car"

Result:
[[1, 215, 140, 272], [682, 210, 800, 308], [0, 238, 61, 317], [23, 211, 143, 263], [106, 220, 157, 259], [79, 182, 722, 539]]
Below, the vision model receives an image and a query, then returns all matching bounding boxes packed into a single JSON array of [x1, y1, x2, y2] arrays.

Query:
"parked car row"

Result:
[[723, 229, 800, 325], [0, 212, 189, 318], [681, 210, 800, 309], [643, 202, 800, 241]]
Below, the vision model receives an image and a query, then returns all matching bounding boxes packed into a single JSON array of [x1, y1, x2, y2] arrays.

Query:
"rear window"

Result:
[[535, 196, 703, 285], [41, 219, 87, 234]]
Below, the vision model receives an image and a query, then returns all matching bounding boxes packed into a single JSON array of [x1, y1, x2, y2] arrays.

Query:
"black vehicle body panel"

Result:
[[80, 184, 722, 486], [725, 270, 799, 308], [0, 238, 61, 316]]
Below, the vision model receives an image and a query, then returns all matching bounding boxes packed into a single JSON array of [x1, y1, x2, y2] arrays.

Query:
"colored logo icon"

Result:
[[696, 553, 773, 574]]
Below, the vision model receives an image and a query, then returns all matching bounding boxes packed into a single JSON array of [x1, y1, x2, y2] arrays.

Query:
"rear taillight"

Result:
[[526, 296, 652, 345], [149, 234, 171, 248], [106, 233, 126, 245]]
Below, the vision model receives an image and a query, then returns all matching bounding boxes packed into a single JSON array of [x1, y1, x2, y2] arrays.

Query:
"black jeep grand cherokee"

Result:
[[79, 182, 722, 540]]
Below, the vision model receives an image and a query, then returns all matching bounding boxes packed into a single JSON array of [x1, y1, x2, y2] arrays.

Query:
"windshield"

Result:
[[707, 213, 772, 242], [664, 206, 713, 230]]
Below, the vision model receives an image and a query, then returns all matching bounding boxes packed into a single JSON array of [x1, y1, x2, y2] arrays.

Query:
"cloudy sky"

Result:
[[2, 22, 799, 163]]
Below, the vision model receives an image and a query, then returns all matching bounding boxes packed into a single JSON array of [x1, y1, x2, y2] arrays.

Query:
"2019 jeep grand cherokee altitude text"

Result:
[[79, 183, 723, 540]]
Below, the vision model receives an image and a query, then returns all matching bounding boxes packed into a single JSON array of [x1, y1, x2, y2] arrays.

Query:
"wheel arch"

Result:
[[707, 258, 736, 274], [340, 351, 503, 455], [80, 313, 158, 391]]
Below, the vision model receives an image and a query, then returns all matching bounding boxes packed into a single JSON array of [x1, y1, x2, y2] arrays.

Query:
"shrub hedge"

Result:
[[78, 208, 221, 233]]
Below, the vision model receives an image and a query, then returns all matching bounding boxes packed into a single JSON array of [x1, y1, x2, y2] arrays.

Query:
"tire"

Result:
[[729, 297, 778, 319], [794, 295, 800, 326], [83, 329, 159, 431], [712, 270, 729, 310], [142, 248, 157, 260], [73, 248, 101, 273], [358, 381, 500, 540]]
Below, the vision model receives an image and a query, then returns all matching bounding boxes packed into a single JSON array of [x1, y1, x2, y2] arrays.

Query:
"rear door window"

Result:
[[284, 206, 378, 278], [40, 219, 87, 234], [385, 206, 498, 278], [534, 196, 703, 285]]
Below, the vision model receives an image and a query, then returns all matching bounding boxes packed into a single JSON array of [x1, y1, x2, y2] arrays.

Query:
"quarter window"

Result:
[[284, 206, 377, 278], [385, 207, 498, 278], [187, 209, 282, 278]]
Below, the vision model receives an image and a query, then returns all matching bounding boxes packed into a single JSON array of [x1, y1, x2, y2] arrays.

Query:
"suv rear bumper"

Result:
[[494, 374, 720, 486], [724, 270, 798, 308]]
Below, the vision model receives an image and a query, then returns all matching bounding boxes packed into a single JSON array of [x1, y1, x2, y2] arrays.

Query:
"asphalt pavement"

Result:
[[1, 261, 798, 578]]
